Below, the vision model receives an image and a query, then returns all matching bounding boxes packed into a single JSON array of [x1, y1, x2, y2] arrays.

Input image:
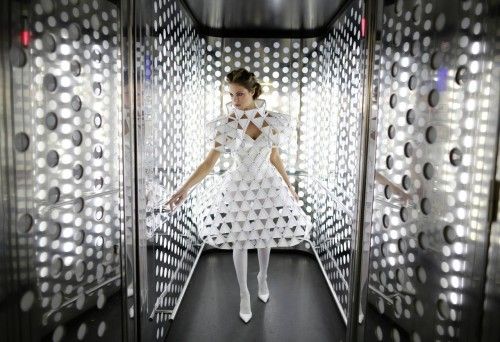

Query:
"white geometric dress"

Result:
[[199, 98, 313, 250]]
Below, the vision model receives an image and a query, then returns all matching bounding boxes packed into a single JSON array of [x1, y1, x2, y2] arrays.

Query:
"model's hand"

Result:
[[288, 185, 300, 203], [164, 187, 189, 211]]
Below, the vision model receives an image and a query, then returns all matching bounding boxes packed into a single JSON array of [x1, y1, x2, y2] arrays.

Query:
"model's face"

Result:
[[229, 83, 255, 109]]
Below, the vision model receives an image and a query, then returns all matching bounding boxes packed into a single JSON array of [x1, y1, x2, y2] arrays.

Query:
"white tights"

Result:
[[232, 246, 271, 314]]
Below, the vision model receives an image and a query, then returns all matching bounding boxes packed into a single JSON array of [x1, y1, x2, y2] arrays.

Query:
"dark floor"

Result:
[[165, 249, 346, 342]]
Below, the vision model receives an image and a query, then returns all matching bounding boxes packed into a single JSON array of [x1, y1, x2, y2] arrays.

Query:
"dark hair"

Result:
[[225, 68, 262, 99]]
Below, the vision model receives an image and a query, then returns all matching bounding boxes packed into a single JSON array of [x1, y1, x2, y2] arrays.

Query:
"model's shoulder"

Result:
[[266, 110, 290, 119], [265, 111, 291, 126]]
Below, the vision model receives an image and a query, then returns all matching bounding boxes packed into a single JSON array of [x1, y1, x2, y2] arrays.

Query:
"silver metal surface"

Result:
[[361, 0, 500, 341], [180, 0, 346, 35], [1, 0, 127, 340]]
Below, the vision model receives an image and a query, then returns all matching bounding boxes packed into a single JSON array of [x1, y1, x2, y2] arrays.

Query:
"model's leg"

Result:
[[233, 247, 251, 317], [257, 246, 270, 301]]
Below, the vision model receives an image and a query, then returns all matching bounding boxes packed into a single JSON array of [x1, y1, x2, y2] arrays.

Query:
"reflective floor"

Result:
[[165, 249, 346, 342]]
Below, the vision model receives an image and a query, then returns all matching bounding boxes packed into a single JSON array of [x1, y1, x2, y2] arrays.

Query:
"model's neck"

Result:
[[240, 102, 257, 110]]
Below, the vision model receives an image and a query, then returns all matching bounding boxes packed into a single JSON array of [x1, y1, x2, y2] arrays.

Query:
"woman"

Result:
[[164, 68, 312, 323]]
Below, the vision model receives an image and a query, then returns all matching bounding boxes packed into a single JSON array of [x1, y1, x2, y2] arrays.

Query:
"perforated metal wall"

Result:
[[2, 0, 125, 340], [362, 0, 500, 341], [138, 0, 206, 339], [140, 0, 366, 334], [303, 0, 365, 318]]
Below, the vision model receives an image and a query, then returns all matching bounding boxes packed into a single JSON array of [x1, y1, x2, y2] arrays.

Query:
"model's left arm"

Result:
[[270, 147, 299, 202]]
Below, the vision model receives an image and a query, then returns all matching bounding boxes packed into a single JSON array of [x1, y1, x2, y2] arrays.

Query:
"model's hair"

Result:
[[225, 68, 262, 99]]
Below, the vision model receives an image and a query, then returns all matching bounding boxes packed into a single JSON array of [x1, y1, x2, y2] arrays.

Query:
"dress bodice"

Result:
[[206, 99, 293, 167]]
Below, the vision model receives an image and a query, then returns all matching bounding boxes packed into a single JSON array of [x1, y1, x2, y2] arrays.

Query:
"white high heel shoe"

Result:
[[257, 273, 270, 303], [239, 291, 252, 323]]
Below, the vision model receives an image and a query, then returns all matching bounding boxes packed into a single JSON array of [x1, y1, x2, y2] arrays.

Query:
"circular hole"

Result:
[[43, 74, 57, 92], [388, 125, 396, 139], [95, 207, 104, 221], [431, 52, 443, 70], [396, 268, 405, 285], [48, 222, 61, 238], [425, 126, 437, 143], [402, 175, 411, 190], [74, 229, 85, 245], [95, 177, 104, 190], [435, 13, 446, 31], [384, 185, 392, 199], [90, 14, 101, 31], [400, 207, 409, 222], [391, 63, 399, 77], [423, 162, 434, 179], [71, 95, 82, 111], [48, 187, 60, 204], [404, 142, 413, 157], [20, 291, 35, 312], [51, 256, 63, 277], [411, 40, 421, 57], [72, 130, 83, 146], [390, 94, 397, 108], [392, 328, 401, 342], [92, 49, 102, 63], [443, 225, 458, 244], [408, 76, 417, 90], [94, 113, 102, 127], [71, 60, 81, 76], [75, 260, 85, 281], [42, 32, 56, 53], [73, 197, 84, 213], [382, 214, 390, 228], [386, 155, 394, 169], [418, 232, 430, 249], [93, 82, 102, 96], [14, 133, 29, 152], [93, 145, 103, 159], [47, 150, 59, 167], [394, 31, 402, 47], [68, 23, 81, 40], [18, 213, 33, 233], [413, 5, 422, 23], [395, 0, 403, 15], [41, 0, 55, 13], [394, 296, 403, 316], [421, 198, 431, 215], [456, 66, 467, 85], [450, 148, 462, 166], [73, 164, 84, 180], [95, 236, 104, 248], [437, 299, 450, 319], [398, 238, 408, 253], [416, 266, 427, 283], [381, 243, 389, 257], [428, 89, 439, 107], [9, 45, 27, 68], [415, 300, 424, 317], [45, 112, 58, 130], [406, 109, 415, 124]]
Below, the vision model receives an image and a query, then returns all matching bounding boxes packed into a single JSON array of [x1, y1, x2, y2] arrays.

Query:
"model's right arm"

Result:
[[164, 148, 221, 210], [180, 148, 221, 191]]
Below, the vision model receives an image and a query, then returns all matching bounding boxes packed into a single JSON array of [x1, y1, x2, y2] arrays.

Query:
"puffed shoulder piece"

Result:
[[265, 111, 293, 147], [206, 114, 242, 152]]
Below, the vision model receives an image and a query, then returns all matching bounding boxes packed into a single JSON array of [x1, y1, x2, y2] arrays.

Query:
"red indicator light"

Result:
[[20, 30, 31, 47], [361, 17, 366, 38]]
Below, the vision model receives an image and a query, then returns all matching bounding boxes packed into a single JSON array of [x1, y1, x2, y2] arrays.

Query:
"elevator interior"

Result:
[[1, 0, 499, 341]]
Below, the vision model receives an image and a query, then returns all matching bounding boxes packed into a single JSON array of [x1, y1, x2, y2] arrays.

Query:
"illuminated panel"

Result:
[[364, 0, 499, 340], [8, 0, 124, 340]]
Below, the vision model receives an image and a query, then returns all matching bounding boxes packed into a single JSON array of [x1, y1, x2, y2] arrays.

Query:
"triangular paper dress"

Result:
[[199, 98, 313, 249]]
